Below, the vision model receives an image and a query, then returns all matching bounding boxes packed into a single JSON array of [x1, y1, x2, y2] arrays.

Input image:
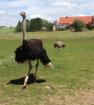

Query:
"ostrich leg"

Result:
[[22, 60, 32, 89], [35, 59, 39, 80]]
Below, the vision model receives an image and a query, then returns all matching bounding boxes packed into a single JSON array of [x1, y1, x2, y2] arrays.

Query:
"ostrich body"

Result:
[[15, 12, 53, 89], [54, 41, 65, 51]]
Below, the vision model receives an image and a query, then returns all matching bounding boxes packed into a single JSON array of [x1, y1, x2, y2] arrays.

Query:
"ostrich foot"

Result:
[[22, 85, 26, 89]]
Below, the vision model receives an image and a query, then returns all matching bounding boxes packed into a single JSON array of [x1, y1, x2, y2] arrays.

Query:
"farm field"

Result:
[[0, 28, 94, 105]]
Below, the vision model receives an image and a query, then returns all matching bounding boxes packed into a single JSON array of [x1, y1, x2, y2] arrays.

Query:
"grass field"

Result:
[[0, 28, 94, 105]]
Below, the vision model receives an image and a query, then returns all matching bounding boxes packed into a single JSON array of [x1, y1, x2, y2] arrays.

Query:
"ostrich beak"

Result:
[[20, 12, 26, 17], [45, 62, 54, 69]]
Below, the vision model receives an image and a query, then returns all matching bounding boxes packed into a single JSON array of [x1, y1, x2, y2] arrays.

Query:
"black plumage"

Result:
[[15, 39, 51, 65]]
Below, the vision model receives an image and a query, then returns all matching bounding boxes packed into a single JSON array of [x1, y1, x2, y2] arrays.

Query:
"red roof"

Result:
[[58, 16, 93, 25]]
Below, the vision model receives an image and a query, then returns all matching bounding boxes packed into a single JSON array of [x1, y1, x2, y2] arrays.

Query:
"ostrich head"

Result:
[[20, 12, 26, 19]]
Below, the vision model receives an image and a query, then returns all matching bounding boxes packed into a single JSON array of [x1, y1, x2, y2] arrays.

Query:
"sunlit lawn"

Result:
[[0, 29, 94, 105]]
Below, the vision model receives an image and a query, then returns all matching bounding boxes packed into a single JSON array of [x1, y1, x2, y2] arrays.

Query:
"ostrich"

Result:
[[15, 12, 54, 89], [54, 41, 65, 51]]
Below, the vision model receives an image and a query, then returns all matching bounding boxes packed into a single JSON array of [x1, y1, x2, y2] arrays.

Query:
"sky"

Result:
[[0, 0, 94, 26]]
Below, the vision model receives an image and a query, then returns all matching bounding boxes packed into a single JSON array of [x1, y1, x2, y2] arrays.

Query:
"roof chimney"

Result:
[[66, 16, 68, 19]]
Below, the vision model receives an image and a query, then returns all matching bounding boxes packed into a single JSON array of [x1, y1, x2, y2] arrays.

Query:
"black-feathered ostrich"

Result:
[[15, 12, 54, 89]]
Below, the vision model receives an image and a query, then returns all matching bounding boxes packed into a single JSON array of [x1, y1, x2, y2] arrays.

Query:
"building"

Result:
[[57, 16, 94, 26]]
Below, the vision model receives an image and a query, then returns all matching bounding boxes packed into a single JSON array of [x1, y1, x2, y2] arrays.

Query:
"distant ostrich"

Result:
[[15, 12, 54, 89], [54, 41, 65, 51]]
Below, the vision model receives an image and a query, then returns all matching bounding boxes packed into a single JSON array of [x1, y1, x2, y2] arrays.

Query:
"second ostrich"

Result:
[[54, 41, 65, 51], [15, 12, 54, 89]]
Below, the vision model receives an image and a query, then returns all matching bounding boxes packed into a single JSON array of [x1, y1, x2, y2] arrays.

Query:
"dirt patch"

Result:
[[41, 89, 94, 105], [64, 90, 94, 105]]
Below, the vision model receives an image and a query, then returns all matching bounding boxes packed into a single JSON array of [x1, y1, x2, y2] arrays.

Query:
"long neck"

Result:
[[22, 17, 26, 41]]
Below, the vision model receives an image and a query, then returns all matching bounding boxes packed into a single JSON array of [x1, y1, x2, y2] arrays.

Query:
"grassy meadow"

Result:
[[0, 27, 94, 105]]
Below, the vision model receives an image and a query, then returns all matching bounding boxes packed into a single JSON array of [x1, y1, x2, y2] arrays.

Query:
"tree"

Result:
[[26, 19, 30, 32], [30, 18, 42, 31], [42, 19, 49, 27], [15, 20, 31, 32], [15, 21, 21, 32], [42, 20, 53, 31], [15, 17, 53, 32], [87, 23, 94, 30], [72, 19, 85, 32], [46, 22, 53, 31]]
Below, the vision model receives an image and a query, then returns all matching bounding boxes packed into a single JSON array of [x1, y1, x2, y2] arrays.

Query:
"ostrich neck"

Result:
[[22, 17, 26, 40]]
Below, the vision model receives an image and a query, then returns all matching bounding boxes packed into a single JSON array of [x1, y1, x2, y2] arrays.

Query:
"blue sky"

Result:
[[0, 0, 94, 26]]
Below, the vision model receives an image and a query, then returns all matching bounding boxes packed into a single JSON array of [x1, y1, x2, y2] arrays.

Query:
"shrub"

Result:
[[46, 23, 53, 31], [15, 21, 21, 32], [73, 19, 85, 32], [87, 24, 94, 30], [30, 18, 42, 31]]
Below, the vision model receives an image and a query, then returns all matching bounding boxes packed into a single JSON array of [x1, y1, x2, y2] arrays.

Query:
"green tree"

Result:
[[15, 21, 21, 32], [42, 19, 49, 27], [73, 19, 85, 32], [30, 18, 42, 31], [15, 20, 31, 32], [42, 20, 53, 31], [46, 22, 53, 31], [87, 23, 94, 30], [26, 19, 30, 32], [15, 18, 53, 32]]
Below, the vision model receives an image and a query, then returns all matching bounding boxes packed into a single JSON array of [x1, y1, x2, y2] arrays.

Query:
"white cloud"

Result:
[[0, 1, 24, 9], [0, 0, 94, 26], [30, 14, 52, 21], [0, 10, 6, 14], [0, 12, 19, 26], [52, 1, 77, 8], [78, 14, 86, 16]]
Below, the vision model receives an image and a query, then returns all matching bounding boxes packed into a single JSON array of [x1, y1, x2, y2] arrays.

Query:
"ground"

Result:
[[0, 28, 94, 105]]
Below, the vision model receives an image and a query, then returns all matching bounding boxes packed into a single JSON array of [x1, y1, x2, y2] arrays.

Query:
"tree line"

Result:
[[15, 17, 53, 32], [15, 17, 94, 32]]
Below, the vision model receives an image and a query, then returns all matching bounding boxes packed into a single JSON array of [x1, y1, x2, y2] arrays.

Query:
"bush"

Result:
[[15, 18, 53, 32], [87, 24, 94, 30], [15, 20, 31, 32], [14, 21, 21, 32], [46, 23, 53, 31], [30, 18, 42, 31], [73, 19, 85, 32]]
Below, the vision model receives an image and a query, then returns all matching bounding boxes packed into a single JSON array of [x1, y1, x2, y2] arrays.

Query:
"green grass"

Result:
[[0, 29, 94, 105]]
